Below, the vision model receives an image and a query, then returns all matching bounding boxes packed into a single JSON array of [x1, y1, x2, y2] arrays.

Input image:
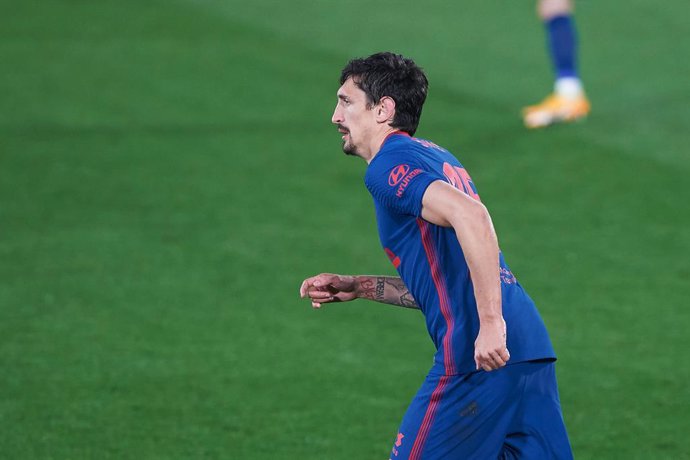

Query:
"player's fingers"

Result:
[[312, 296, 337, 304], [301, 276, 323, 297], [332, 292, 352, 302], [307, 289, 333, 300], [299, 279, 309, 297], [489, 350, 507, 367], [475, 353, 495, 371], [476, 351, 494, 368], [498, 348, 510, 363], [481, 351, 504, 370], [482, 357, 498, 371], [301, 274, 337, 297], [312, 273, 338, 288], [475, 352, 489, 370], [311, 301, 322, 309]]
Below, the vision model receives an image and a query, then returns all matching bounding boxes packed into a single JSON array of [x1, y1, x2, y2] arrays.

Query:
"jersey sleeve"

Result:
[[365, 153, 444, 216]]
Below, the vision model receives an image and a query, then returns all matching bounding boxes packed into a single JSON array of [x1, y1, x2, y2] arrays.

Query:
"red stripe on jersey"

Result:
[[417, 218, 457, 375], [409, 375, 451, 460], [384, 247, 401, 269]]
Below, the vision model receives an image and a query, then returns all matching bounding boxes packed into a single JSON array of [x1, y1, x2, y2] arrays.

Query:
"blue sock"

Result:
[[546, 15, 578, 79]]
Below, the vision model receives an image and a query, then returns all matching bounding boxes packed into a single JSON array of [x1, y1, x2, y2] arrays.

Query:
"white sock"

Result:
[[554, 77, 584, 99]]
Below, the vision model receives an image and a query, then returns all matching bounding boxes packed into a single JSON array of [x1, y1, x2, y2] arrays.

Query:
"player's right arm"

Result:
[[420, 180, 509, 372], [299, 274, 419, 309]]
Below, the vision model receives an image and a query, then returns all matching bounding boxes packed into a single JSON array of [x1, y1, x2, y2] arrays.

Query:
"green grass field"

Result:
[[1, 0, 689, 458]]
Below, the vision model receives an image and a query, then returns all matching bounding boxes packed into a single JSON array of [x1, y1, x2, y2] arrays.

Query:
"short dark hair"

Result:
[[340, 52, 428, 136]]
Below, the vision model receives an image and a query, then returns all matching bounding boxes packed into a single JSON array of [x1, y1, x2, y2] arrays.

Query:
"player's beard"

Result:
[[339, 128, 358, 156], [342, 138, 358, 156]]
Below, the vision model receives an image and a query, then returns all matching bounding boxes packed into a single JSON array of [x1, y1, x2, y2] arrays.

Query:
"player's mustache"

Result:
[[337, 124, 349, 134]]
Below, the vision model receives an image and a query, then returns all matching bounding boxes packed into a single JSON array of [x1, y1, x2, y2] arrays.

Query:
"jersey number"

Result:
[[442, 162, 480, 201]]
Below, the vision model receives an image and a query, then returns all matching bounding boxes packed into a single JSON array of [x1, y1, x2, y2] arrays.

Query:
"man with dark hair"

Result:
[[300, 52, 573, 459], [339, 53, 428, 137]]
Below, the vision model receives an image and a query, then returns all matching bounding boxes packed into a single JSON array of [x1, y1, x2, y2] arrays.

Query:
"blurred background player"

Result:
[[523, 0, 591, 128]]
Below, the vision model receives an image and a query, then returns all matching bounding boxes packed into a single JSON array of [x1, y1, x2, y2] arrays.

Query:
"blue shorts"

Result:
[[389, 360, 573, 460]]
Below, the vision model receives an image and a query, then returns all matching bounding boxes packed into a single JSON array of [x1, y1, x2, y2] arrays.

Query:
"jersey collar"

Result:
[[382, 130, 411, 145], [368, 130, 411, 165]]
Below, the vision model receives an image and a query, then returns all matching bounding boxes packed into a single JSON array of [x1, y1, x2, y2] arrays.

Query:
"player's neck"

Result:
[[365, 127, 402, 164]]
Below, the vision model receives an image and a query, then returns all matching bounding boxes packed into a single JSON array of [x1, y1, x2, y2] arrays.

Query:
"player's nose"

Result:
[[331, 106, 343, 124]]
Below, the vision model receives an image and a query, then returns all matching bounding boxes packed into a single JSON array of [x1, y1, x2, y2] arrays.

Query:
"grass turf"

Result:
[[1, 0, 688, 458]]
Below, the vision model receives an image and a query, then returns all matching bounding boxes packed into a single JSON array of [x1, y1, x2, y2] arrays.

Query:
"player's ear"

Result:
[[376, 96, 396, 124]]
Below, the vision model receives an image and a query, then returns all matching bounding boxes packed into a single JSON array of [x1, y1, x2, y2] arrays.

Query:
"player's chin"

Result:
[[342, 141, 358, 157]]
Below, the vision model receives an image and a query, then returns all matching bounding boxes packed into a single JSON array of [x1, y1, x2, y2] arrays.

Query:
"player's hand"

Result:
[[474, 317, 510, 372], [299, 273, 358, 309]]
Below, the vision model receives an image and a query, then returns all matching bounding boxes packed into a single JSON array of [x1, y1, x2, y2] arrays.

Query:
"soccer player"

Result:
[[522, 0, 591, 128], [300, 52, 573, 459]]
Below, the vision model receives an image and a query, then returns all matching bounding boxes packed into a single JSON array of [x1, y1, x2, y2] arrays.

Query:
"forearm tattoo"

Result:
[[375, 277, 386, 301], [384, 277, 419, 309], [358, 277, 377, 301], [359, 276, 419, 309]]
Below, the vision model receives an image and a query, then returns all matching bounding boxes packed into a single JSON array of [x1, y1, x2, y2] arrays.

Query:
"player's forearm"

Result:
[[354, 276, 419, 309], [449, 207, 503, 322]]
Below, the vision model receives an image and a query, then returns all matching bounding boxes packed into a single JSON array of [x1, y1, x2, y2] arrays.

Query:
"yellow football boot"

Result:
[[522, 93, 591, 129]]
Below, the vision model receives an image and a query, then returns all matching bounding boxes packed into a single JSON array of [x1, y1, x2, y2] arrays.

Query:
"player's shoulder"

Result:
[[370, 134, 436, 167], [366, 142, 417, 190], [363, 134, 465, 214], [372, 134, 455, 172], [366, 135, 447, 194]]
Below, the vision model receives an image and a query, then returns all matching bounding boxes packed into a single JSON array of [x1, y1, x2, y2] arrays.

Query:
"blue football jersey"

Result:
[[364, 132, 555, 375]]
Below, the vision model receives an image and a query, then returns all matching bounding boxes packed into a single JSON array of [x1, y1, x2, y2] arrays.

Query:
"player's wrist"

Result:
[[352, 275, 367, 298], [478, 312, 504, 324]]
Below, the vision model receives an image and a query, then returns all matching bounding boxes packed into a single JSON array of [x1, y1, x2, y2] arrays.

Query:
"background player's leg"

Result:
[[523, 0, 591, 128], [541, 0, 579, 88]]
